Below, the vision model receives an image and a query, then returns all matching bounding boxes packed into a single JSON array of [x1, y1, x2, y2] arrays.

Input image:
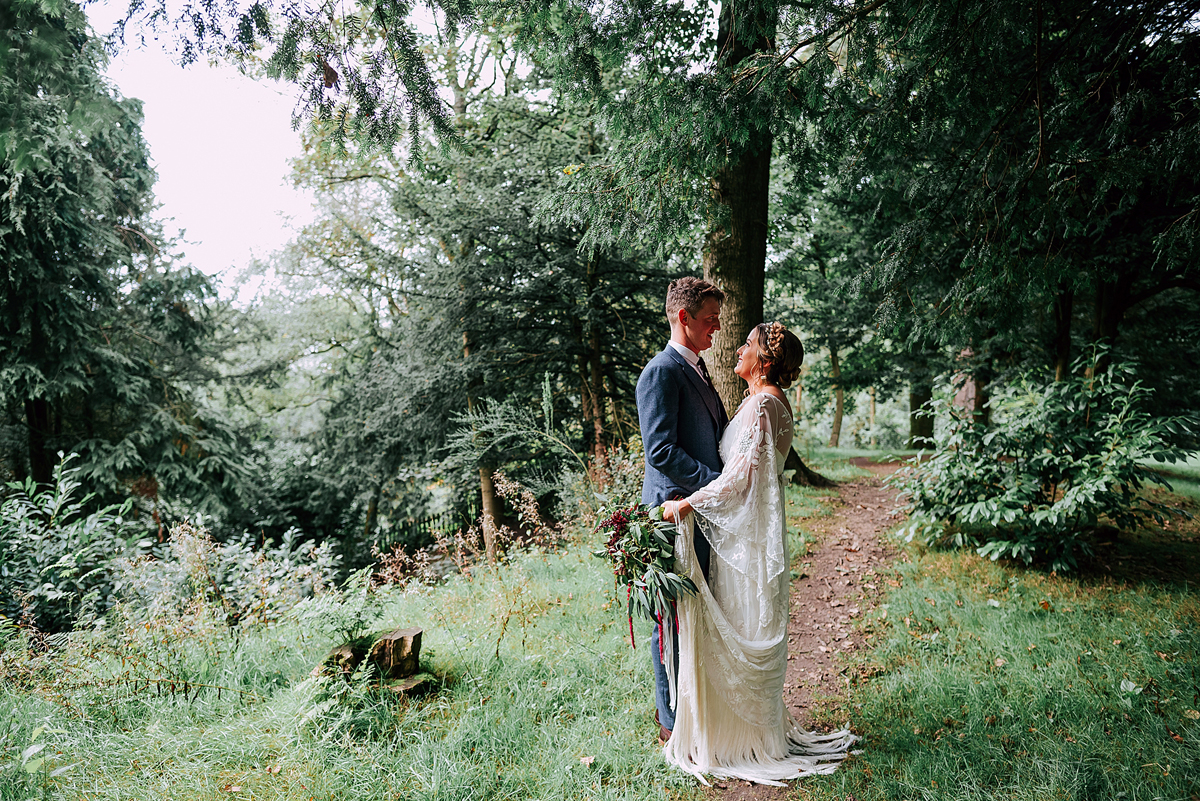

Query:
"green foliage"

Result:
[[292, 567, 382, 646], [1, 0, 251, 519], [117, 521, 340, 629], [0, 451, 338, 634], [444, 374, 589, 486], [892, 358, 1197, 571], [216, 45, 668, 547], [116, 0, 472, 158], [593, 502, 697, 642], [0, 456, 143, 632]]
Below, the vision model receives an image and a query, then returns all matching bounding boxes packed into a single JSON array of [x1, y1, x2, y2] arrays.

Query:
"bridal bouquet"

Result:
[[593, 502, 698, 647]]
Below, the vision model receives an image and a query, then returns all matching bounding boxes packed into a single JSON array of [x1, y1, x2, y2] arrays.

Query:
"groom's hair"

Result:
[[665, 277, 725, 323]]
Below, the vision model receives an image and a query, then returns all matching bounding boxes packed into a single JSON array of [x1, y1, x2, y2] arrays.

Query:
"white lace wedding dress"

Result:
[[663, 392, 857, 786]]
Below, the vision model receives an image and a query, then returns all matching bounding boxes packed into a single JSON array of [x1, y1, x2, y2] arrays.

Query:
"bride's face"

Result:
[[734, 333, 761, 383]]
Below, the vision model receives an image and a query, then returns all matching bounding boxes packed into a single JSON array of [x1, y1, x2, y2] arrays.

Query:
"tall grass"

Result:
[[0, 540, 707, 800], [3, 471, 1195, 800]]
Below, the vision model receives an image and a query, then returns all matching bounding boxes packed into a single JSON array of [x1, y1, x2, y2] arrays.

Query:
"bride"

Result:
[[661, 322, 857, 785]]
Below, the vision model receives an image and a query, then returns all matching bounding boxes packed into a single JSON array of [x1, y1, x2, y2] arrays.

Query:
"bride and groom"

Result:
[[636, 277, 856, 785]]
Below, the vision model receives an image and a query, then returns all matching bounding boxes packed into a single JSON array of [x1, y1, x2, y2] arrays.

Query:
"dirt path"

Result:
[[711, 459, 902, 799]]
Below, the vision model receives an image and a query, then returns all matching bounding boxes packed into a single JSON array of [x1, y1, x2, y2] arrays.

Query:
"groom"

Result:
[[636, 276, 729, 739]]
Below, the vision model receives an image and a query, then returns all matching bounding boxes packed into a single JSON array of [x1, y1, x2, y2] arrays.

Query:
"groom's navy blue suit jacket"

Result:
[[636, 345, 729, 507]]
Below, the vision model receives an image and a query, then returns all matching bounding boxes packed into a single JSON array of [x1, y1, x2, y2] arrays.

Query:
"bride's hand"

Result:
[[662, 500, 692, 522]]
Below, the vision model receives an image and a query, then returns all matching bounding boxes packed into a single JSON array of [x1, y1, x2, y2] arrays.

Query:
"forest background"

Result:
[[2, 0, 1199, 633]]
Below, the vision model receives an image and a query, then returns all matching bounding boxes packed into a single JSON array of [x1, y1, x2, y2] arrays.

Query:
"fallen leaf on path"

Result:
[[580, 756, 595, 766], [995, 658, 1007, 667]]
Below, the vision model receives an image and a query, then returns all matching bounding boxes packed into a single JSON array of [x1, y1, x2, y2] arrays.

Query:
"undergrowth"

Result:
[[0, 535, 703, 800], [4, 454, 1195, 801]]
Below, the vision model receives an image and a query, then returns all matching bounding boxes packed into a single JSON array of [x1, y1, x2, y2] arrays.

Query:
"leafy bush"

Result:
[[116, 521, 340, 629], [0, 456, 145, 631], [557, 438, 646, 530], [0, 454, 340, 634], [891, 357, 1197, 571], [0, 519, 341, 725]]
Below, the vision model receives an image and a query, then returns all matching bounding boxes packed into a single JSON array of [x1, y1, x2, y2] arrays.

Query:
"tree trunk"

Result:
[[588, 326, 606, 458], [573, 317, 593, 454], [363, 485, 382, 544], [4, 400, 27, 482], [582, 258, 605, 459], [463, 331, 499, 564], [1093, 280, 1125, 344], [701, 0, 775, 417], [1052, 283, 1073, 381], [971, 376, 990, 427], [1089, 270, 1134, 376], [828, 346, 844, 448], [869, 387, 877, 447], [24, 397, 53, 487], [908, 384, 934, 449], [702, 143, 770, 416], [784, 447, 836, 488], [478, 465, 500, 564], [446, 43, 500, 563]]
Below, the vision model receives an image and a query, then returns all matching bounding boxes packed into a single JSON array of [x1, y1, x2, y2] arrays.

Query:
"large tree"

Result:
[[217, 39, 672, 553], [1, 0, 245, 516]]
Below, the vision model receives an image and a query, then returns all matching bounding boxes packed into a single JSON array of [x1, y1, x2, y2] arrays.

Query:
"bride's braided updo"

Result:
[[753, 322, 804, 389]]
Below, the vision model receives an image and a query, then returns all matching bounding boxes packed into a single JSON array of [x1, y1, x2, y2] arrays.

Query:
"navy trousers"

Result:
[[651, 528, 710, 731]]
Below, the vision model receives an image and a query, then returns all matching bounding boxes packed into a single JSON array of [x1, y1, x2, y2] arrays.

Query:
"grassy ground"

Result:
[[1, 541, 696, 801], [797, 497, 1200, 800], [2, 455, 1195, 800], [1146, 452, 1200, 504]]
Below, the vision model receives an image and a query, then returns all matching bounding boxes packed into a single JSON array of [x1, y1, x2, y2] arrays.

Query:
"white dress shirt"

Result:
[[668, 340, 710, 385]]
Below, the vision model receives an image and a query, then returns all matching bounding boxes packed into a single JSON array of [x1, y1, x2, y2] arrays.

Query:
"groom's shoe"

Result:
[[655, 710, 671, 743]]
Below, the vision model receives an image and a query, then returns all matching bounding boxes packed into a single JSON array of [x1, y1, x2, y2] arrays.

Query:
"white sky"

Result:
[[85, 2, 317, 297]]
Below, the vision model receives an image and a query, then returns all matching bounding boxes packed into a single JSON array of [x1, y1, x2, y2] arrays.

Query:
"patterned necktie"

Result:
[[696, 356, 714, 389]]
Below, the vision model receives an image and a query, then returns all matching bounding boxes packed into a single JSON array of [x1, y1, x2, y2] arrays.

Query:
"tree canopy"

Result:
[[1, 0, 246, 519]]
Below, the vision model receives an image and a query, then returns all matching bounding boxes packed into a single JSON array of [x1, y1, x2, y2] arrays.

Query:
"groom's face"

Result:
[[682, 298, 722, 353]]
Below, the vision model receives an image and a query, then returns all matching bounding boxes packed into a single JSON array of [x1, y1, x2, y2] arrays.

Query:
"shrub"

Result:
[[556, 438, 646, 529], [115, 521, 340, 629], [0, 456, 145, 631], [0, 454, 341, 634], [891, 356, 1197, 571]]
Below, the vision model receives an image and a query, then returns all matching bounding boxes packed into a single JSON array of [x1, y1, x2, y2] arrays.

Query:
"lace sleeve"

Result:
[[684, 394, 789, 582], [686, 402, 770, 511]]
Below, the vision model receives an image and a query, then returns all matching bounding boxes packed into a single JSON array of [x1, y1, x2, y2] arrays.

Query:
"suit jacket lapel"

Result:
[[664, 347, 722, 428]]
